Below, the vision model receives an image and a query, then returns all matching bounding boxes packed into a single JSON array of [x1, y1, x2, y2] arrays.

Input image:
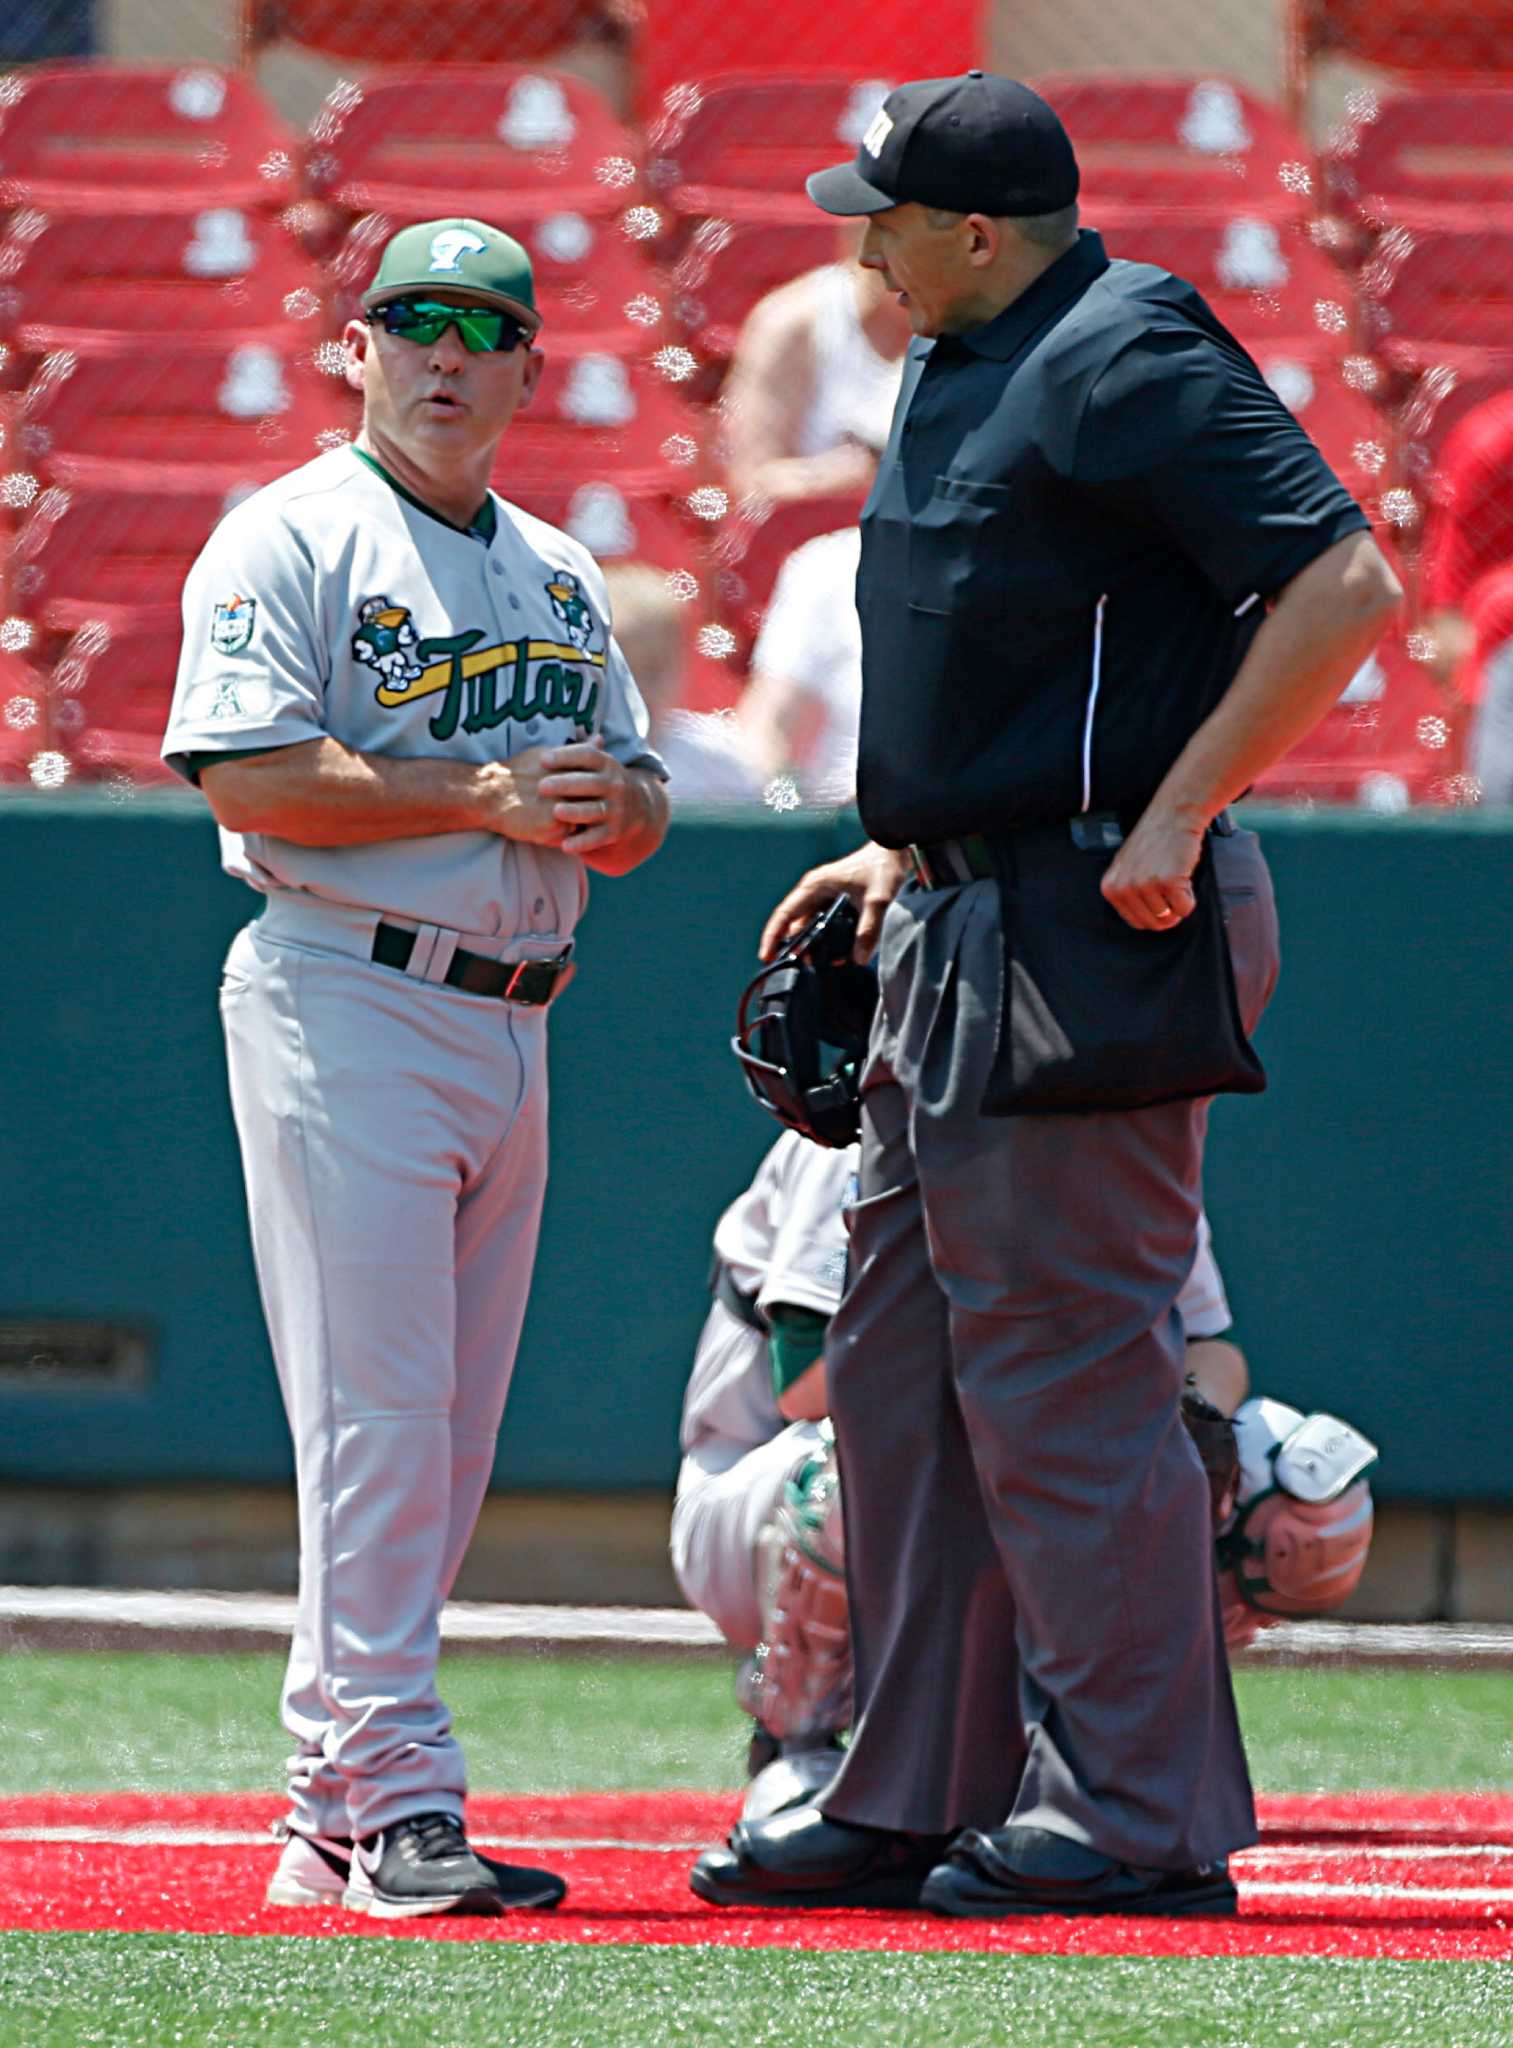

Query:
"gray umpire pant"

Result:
[[819, 826, 1278, 1871]]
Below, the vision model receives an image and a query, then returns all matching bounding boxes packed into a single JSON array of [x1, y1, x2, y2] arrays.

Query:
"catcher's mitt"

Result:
[[731, 895, 877, 1148], [1181, 1381, 1241, 1526]]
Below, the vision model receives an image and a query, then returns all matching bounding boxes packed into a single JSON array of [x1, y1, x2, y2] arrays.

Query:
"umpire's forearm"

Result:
[[1141, 531, 1403, 832]]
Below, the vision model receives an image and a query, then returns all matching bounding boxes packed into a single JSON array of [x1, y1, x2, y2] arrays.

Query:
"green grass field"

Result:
[[2, 1939, 1509, 2048], [0, 1650, 1509, 2048], [3, 1648, 1511, 1795]]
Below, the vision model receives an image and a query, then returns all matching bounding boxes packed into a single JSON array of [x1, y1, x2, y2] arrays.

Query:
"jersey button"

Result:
[[491, 560, 505, 575]]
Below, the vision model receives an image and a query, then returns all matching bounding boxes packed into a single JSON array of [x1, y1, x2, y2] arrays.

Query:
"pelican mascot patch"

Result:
[[545, 571, 600, 655]]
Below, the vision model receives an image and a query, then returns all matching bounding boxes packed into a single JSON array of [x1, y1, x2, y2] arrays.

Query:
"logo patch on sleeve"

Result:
[[186, 672, 273, 721], [210, 594, 257, 654]]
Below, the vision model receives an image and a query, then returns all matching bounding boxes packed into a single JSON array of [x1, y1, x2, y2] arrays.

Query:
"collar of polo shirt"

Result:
[[946, 230, 1109, 361]]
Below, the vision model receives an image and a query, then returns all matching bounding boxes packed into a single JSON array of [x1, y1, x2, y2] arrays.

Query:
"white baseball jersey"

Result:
[[163, 444, 663, 937], [681, 1133, 858, 1454], [680, 1132, 1233, 1459]]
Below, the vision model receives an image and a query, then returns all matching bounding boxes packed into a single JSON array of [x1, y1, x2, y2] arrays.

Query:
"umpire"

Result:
[[692, 73, 1400, 1918]]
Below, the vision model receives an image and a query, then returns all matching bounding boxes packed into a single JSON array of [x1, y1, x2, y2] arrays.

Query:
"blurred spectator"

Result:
[[1420, 389, 1513, 693], [602, 562, 762, 803], [720, 226, 910, 507], [737, 526, 861, 806], [1, 0, 94, 58], [1464, 563, 1513, 805]]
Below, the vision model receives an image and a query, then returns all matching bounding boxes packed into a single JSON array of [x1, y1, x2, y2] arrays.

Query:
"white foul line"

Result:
[[1240, 1843, 1513, 1865], [1246, 1880, 1513, 1906], [1, 1825, 1511, 1904], [2, 1589, 1512, 1664]]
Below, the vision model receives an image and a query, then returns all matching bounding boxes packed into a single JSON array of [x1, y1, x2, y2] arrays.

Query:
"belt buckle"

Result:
[[502, 959, 549, 1006], [501, 951, 566, 1006]]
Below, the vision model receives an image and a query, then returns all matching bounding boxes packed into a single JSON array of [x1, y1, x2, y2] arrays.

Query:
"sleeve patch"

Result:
[[185, 672, 275, 722], [210, 595, 257, 653]]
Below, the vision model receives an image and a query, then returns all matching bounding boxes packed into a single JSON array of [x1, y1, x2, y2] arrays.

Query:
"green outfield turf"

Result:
[[0, 1938, 1506, 2048], [1, 1648, 1510, 1795]]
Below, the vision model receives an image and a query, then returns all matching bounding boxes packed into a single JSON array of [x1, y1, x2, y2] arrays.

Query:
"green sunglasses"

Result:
[[372, 297, 529, 354]]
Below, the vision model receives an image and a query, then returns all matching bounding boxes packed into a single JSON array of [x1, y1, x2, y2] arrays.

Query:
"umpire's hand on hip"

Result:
[[761, 842, 911, 964]]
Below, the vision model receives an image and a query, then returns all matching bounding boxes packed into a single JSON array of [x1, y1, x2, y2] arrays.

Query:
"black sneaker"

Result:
[[343, 1810, 566, 1919]]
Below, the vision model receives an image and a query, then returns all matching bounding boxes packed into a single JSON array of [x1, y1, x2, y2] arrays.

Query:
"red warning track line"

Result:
[[1, 1793, 1509, 1960]]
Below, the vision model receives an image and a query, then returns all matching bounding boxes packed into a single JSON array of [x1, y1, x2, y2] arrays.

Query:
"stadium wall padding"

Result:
[[2, 796, 1509, 1501]]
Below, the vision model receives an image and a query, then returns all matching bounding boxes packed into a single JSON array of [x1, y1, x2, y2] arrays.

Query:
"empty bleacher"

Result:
[[0, 45, 1501, 802]]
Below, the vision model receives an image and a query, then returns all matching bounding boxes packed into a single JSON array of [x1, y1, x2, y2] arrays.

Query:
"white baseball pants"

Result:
[[220, 898, 550, 1840]]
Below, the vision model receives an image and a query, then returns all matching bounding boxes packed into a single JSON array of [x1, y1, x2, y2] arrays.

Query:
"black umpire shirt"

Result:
[[854, 229, 1370, 846]]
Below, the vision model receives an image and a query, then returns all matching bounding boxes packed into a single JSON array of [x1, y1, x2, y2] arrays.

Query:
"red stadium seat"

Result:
[[1358, 222, 1513, 379], [0, 644, 51, 780], [0, 64, 296, 213], [47, 616, 181, 782], [15, 342, 352, 477], [327, 210, 672, 353], [1250, 630, 1455, 802], [503, 347, 704, 489], [498, 473, 698, 572], [673, 216, 839, 371], [648, 72, 896, 228], [304, 67, 641, 225], [242, 0, 628, 65], [1292, 0, 1513, 85], [1246, 339, 1401, 515], [1397, 365, 1513, 498], [708, 489, 865, 651], [1094, 209, 1359, 351], [1330, 86, 1513, 231], [0, 207, 326, 371], [1037, 73, 1316, 220], [638, 0, 975, 133], [10, 467, 268, 635]]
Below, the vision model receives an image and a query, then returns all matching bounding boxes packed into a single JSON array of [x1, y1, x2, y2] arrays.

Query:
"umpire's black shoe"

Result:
[[691, 1804, 949, 1909], [344, 1810, 567, 1919], [921, 1825, 1237, 1919]]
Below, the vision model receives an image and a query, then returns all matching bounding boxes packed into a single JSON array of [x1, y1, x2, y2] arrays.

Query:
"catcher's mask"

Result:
[[732, 895, 877, 1148], [1216, 1399, 1378, 1623]]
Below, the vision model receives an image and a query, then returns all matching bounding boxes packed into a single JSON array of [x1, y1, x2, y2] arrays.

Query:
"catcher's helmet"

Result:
[[732, 895, 877, 1148], [1216, 1397, 1378, 1648]]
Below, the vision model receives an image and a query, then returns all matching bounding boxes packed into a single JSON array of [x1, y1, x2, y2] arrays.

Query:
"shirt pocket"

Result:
[[906, 477, 1017, 619]]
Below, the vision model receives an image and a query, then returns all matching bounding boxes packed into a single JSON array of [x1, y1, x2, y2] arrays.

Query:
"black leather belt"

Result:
[[371, 921, 571, 1005], [909, 810, 1233, 891]]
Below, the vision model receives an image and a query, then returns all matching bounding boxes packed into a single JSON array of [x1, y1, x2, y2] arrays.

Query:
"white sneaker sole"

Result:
[[342, 1882, 508, 1920], [265, 1877, 348, 1909]]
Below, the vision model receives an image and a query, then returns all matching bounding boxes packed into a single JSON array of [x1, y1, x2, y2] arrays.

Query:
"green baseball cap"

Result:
[[362, 217, 541, 335]]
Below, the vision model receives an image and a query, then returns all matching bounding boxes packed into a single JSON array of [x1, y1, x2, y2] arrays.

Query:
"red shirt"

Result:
[[1421, 390, 1513, 613], [1463, 560, 1513, 705]]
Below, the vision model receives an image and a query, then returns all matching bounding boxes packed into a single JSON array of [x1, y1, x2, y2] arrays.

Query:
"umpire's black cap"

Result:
[[807, 71, 1079, 218]]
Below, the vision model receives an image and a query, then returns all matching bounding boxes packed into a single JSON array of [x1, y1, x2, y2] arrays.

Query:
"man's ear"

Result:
[[963, 213, 1001, 267], [342, 318, 369, 395], [519, 344, 545, 407]]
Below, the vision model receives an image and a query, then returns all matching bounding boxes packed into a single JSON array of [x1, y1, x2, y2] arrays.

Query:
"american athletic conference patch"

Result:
[[210, 595, 257, 654]]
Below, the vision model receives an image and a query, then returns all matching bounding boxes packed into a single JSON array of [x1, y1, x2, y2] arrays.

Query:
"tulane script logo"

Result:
[[351, 590, 603, 742]]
